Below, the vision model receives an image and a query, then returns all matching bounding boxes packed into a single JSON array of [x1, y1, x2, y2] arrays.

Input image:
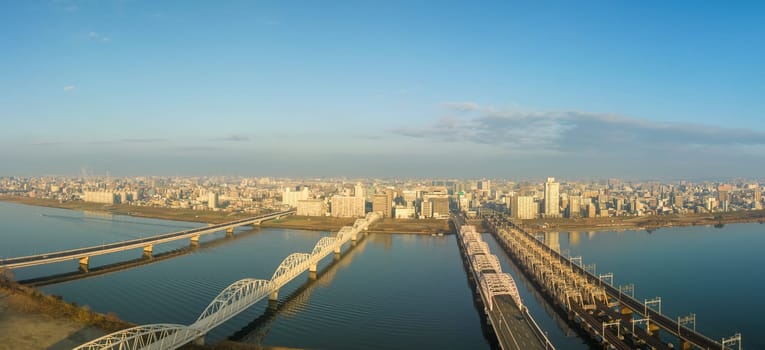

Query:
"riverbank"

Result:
[[1, 196, 453, 234], [530, 210, 765, 233], [0, 275, 132, 350], [262, 215, 452, 234], [0, 196, 257, 224]]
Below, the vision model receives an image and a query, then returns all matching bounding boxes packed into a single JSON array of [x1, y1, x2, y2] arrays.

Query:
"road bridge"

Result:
[[453, 214, 555, 350], [17, 225, 265, 287], [480, 209, 741, 350], [0, 210, 294, 271], [73, 212, 381, 350]]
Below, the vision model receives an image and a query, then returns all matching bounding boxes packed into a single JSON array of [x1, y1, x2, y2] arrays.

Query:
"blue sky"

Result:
[[1, 1, 764, 178]]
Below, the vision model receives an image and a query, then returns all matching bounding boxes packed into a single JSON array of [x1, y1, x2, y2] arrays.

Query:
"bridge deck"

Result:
[[481, 210, 729, 350], [0, 210, 294, 269], [489, 295, 548, 350], [454, 218, 552, 350]]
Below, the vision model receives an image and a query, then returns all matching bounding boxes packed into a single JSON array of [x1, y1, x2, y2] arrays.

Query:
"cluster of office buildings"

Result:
[[1, 176, 763, 221]]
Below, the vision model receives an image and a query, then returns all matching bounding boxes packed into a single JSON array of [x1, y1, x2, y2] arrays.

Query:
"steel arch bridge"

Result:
[[74, 212, 381, 350]]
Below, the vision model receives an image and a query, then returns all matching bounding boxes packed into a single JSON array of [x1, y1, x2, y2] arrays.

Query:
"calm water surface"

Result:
[[1, 203, 494, 349], [3, 201, 759, 349]]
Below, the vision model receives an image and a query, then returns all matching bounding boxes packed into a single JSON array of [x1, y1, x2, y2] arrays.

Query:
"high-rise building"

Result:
[[567, 195, 582, 218], [754, 188, 762, 209], [421, 200, 433, 219], [83, 191, 117, 204], [330, 195, 365, 217], [586, 203, 597, 218], [385, 189, 395, 215], [297, 199, 327, 216], [354, 183, 364, 198], [372, 193, 391, 217], [208, 191, 218, 209], [477, 180, 491, 197], [510, 195, 536, 219], [282, 186, 309, 208], [544, 177, 560, 218], [431, 197, 450, 218]]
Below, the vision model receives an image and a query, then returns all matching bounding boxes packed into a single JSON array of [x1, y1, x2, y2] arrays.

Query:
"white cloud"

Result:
[[393, 103, 765, 155], [63, 85, 76, 91], [87, 31, 111, 43]]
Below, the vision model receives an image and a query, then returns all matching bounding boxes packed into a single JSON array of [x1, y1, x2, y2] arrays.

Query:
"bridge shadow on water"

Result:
[[18, 227, 263, 288], [226, 235, 370, 347]]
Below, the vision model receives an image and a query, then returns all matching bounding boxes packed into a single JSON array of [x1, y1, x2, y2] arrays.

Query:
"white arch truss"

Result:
[[271, 253, 311, 283], [479, 272, 523, 311], [311, 236, 337, 256], [467, 241, 490, 256], [461, 232, 481, 246], [195, 278, 273, 328], [471, 254, 502, 273], [73, 213, 381, 350], [72, 324, 202, 350]]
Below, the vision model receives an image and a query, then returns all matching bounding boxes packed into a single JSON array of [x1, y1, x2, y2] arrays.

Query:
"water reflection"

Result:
[[230, 237, 369, 345]]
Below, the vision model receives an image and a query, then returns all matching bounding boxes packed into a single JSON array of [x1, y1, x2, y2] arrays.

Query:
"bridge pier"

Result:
[[190, 234, 200, 246], [269, 290, 279, 301], [226, 227, 234, 237], [680, 340, 693, 350], [252, 221, 261, 227], [143, 244, 153, 257], [334, 246, 341, 254], [309, 271, 317, 280], [78, 256, 89, 272], [309, 263, 317, 273]]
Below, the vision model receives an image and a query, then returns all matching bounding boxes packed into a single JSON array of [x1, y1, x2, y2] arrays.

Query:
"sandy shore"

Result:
[[0, 288, 106, 350]]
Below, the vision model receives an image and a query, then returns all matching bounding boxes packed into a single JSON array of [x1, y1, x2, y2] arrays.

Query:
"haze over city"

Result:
[[2, 1, 765, 178]]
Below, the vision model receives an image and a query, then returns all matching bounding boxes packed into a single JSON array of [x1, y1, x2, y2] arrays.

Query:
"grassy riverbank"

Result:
[[262, 215, 452, 234], [530, 210, 765, 232], [0, 196, 257, 224], [0, 275, 132, 350], [1, 196, 453, 234]]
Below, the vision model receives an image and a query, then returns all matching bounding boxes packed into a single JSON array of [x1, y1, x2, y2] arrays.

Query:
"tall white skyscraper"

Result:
[[544, 177, 560, 218]]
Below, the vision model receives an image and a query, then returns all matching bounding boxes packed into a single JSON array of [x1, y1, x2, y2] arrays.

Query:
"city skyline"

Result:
[[2, 1, 765, 177]]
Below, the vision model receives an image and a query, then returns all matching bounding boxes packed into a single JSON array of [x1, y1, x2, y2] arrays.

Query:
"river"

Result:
[[1, 202, 757, 349]]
